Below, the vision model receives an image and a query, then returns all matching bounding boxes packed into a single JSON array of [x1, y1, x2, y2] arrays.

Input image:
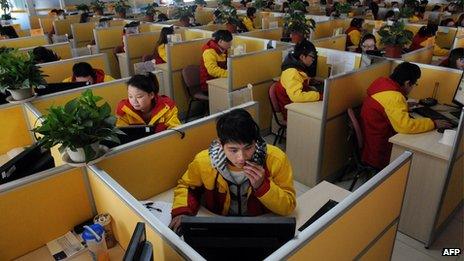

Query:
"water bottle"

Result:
[[83, 224, 109, 261]]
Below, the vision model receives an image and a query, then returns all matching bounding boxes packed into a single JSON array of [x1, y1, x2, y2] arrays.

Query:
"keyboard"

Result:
[[412, 107, 458, 127], [298, 199, 338, 232], [450, 110, 462, 120]]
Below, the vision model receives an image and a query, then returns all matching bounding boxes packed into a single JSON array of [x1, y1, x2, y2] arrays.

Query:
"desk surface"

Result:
[[285, 102, 324, 120], [207, 78, 229, 90], [15, 244, 124, 261], [154, 63, 169, 71], [389, 129, 453, 161]]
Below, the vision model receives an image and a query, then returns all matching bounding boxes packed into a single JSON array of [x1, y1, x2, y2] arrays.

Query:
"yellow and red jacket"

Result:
[[154, 44, 167, 64], [241, 16, 255, 31], [360, 77, 435, 169], [200, 39, 228, 91], [172, 145, 296, 217], [409, 34, 449, 56], [115, 95, 181, 132], [63, 69, 114, 83], [345, 26, 362, 48]]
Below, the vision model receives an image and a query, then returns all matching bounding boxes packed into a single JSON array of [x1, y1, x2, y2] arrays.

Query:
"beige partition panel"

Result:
[[39, 54, 110, 83], [0, 104, 33, 155], [0, 35, 48, 48], [125, 31, 161, 75], [313, 19, 350, 40], [284, 152, 412, 260], [436, 27, 458, 49], [402, 46, 433, 64], [233, 36, 267, 53], [0, 167, 94, 260], [72, 22, 97, 48], [39, 17, 55, 34], [241, 28, 284, 41], [19, 42, 73, 60], [313, 35, 347, 51], [94, 26, 125, 78], [53, 19, 73, 36], [195, 8, 215, 25]]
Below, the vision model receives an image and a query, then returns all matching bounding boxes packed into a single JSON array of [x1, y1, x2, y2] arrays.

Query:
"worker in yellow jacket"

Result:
[[169, 109, 296, 233], [409, 25, 449, 57], [116, 73, 180, 132], [63, 62, 114, 84], [360, 62, 453, 169], [241, 7, 257, 32]]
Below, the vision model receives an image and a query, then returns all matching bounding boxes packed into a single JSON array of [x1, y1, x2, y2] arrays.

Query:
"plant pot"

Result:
[[291, 32, 305, 44], [66, 143, 100, 163], [8, 88, 34, 100], [116, 11, 126, 18], [145, 14, 154, 22], [384, 45, 402, 58], [340, 13, 348, 18], [226, 23, 237, 33]]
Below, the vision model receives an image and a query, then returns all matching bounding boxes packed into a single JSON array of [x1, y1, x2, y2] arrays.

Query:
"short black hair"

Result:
[[216, 109, 260, 145], [350, 18, 364, 28], [390, 62, 421, 86], [448, 48, 464, 69], [73, 62, 96, 79], [157, 13, 169, 22], [247, 7, 257, 17], [359, 33, 377, 48], [293, 40, 317, 59], [157, 26, 174, 45], [213, 30, 233, 42], [127, 72, 159, 94], [32, 46, 60, 64], [384, 10, 395, 20]]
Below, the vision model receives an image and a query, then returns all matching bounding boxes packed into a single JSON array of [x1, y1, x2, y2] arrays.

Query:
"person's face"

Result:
[[447, 21, 455, 27], [299, 53, 315, 67], [456, 57, 464, 70], [361, 38, 376, 52], [403, 80, 418, 95], [218, 39, 232, 51], [75, 76, 94, 84], [222, 141, 256, 169], [128, 85, 155, 112]]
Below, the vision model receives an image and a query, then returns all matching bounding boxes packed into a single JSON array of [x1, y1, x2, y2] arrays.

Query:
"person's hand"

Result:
[[434, 119, 454, 129], [243, 161, 265, 189], [169, 215, 185, 235], [407, 101, 419, 109]]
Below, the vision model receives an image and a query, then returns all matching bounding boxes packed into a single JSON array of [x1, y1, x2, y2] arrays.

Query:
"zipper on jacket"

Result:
[[237, 185, 242, 216]]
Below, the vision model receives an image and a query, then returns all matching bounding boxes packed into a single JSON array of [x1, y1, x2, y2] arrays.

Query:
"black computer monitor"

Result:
[[123, 222, 147, 261], [34, 82, 88, 96], [453, 72, 464, 107], [139, 242, 154, 261], [101, 125, 156, 148], [181, 216, 296, 261], [0, 143, 55, 185]]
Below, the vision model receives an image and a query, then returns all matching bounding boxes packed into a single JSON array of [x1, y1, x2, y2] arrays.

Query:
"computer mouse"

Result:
[[419, 98, 438, 107]]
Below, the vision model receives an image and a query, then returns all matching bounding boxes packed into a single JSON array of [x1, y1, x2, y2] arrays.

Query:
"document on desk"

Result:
[[140, 200, 172, 226], [46, 231, 85, 260]]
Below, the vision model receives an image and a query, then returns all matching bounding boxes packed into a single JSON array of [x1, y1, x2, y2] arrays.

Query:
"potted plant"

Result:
[[0, 49, 46, 101], [399, 7, 414, 22], [335, 2, 351, 18], [115, 0, 131, 18], [173, 0, 185, 6], [195, 0, 207, 8], [215, 6, 241, 33], [91, 0, 105, 15], [0, 0, 12, 22], [143, 3, 158, 22], [76, 3, 90, 13], [283, 2, 316, 43], [378, 21, 413, 58], [218, 0, 232, 7], [32, 90, 123, 163]]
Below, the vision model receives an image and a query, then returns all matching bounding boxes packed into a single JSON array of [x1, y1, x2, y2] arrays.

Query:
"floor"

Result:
[[264, 133, 464, 261]]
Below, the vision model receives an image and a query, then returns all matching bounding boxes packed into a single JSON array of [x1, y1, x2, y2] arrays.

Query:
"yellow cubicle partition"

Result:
[[0, 104, 33, 155], [312, 19, 351, 40], [71, 22, 97, 48], [315, 47, 363, 79], [197, 23, 227, 32], [53, 19, 74, 36], [109, 19, 127, 27], [241, 28, 284, 41], [184, 28, 214, 40], [123, 31, 161, 76], [195, 8, 215, 25], [19, 42, 73, 60], [405, 23, 457, 49], [39, 53, 110, 83], [268, 152, 413, 260], [0, 35, 49, 48], [29, 15, 48, 30], [233, 35, 268, 53], [452, 35, 464, 49], [401, 46, 433, 64], [313, 34, 347, 51], [38, 17, 55, 34], [94, 26, 124, 78]]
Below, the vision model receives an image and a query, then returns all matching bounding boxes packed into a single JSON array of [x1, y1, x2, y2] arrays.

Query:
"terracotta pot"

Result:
[[290, 32, 305, 44], [145, 14, 154, 22], [226, 23, 237, 33], [384, 45, 402, 58], [8, 88, 33, 100], [116, 11, 126, 19]]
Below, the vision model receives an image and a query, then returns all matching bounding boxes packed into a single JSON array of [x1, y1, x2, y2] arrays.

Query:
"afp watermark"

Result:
[[442, 248, 462, 256]]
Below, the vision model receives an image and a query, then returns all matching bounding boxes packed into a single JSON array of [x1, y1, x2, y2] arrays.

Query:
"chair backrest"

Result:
[[347, 108, 363, 150], [181, 65, 201, 97], [268, 82, 281, 113]]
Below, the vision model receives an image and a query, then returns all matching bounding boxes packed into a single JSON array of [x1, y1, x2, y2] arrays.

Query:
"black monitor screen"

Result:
[[123, 222, 147, 261], [453, 72, 464, 107], [101, 125, 156, 148], [181, 216, 296, 261], [34, 82, 88, 96]]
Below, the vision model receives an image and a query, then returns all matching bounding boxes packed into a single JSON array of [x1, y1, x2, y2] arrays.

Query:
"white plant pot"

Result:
[[9, 88, 34, 101], [340, 13, 348, 19], [66, 143, 99, 163]]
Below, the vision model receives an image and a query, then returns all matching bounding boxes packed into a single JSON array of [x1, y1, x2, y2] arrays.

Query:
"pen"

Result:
[[146, 205, 162, 212]]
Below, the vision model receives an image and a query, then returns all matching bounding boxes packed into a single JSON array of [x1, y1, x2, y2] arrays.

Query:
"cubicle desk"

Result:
[[389, 129, 462, 246], [285, 102, 324, 187], [117, 53, 130, 78], [15, 244, 124, 261], [207, 78, 252, 115]]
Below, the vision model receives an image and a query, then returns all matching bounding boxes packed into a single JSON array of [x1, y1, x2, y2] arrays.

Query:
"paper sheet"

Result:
[[140, 200, 173, 226]]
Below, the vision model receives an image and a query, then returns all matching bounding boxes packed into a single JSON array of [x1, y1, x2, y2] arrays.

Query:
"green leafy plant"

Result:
[[218, 0, 232, 7], [215, 5, 241, 25], [114, 0, 131, 14], [194, 0, 207, 6], [335, 2, 352, 14], [0, 49, 46, 93], [378, 21, 413, 46], [90, 0, 105, 13], [143, 3, 158, 16], [0, 0, 11, 20], [253, 0, 268, 9], [76, 3, 90, 12], [399, 7, 414, 18], [32, 89, 123, 161], [173, 0, 184, 6], [174, 5, 195, 19], [283, 2, 316, 37]]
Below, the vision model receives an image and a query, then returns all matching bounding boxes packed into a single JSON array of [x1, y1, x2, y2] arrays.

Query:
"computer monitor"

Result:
[[100, 125, 156, 148], [123, 222, 147, 261], [0, 143, 55, 185], [181, 216, 296, 260], [35, 82, 88, 96], [139, 242, 154, 261], [453, 73, 464, 107]]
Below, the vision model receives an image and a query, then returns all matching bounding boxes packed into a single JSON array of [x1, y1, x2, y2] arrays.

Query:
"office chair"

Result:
[[268, 82, 287, 145], [181, 65, 209, 122], [345, 108, 378, 191]]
